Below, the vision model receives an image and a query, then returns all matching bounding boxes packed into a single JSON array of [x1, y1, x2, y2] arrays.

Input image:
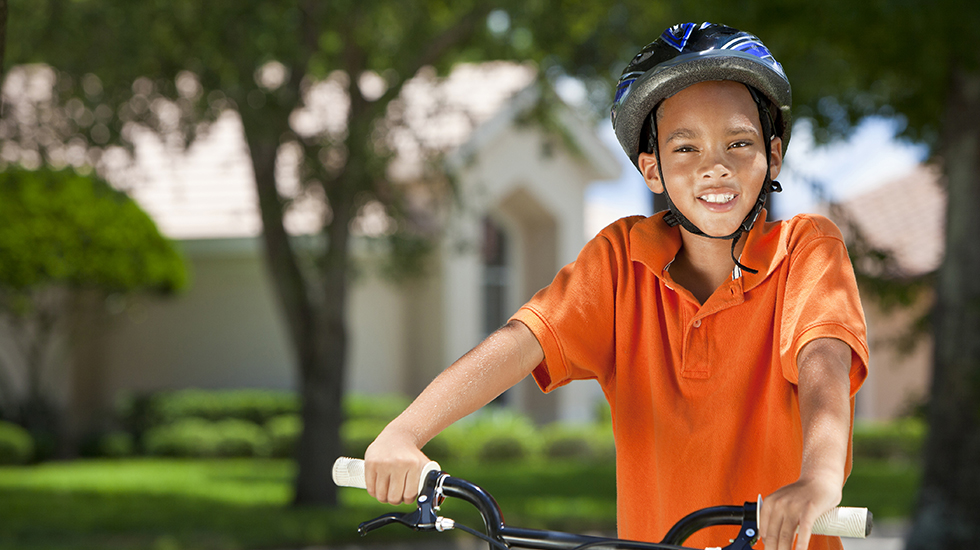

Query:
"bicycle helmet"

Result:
[[610, 22, 793, 274]]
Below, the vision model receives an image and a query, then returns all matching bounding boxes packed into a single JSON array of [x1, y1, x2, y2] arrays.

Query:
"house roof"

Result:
[[832, 163, 945, 277], [123, 62, 554, 241]]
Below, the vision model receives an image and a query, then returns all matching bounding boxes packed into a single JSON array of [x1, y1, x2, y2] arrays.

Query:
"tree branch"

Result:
[[371, 5, 492, 122]]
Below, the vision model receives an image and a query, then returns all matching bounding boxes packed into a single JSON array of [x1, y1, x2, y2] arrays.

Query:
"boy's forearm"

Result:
[[383, 319, 544, 448], [796, 337, 853, 486]]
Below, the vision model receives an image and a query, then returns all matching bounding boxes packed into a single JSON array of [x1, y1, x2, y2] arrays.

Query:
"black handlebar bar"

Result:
[[357, 469, 765, 550]]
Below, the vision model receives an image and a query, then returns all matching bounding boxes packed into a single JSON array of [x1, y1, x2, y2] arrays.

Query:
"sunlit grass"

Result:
[[0, 457, 916, 549]]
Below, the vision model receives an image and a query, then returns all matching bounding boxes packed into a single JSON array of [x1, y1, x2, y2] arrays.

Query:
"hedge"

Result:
[[143, 418, 271, 458], [852, 418, 926, 462], [0, 421, 35, 464], [106, 389, 932, 465]]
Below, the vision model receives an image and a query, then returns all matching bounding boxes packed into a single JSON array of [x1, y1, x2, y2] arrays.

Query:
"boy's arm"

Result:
[[760, 337, 853, 550], [363, 319, 544, 505]]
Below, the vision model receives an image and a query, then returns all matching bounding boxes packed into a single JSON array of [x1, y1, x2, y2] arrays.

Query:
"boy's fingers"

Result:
[[758, 502, 769, 540], [777, 522, 796, 550], [795, 524, 813, 550], [386, 470, 408, 505], [402, 464, 421, 503], [374, 474, 391, 504], [364, 464, 378, 499]]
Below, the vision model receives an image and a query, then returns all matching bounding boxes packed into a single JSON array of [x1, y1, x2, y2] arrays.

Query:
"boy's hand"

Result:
[[364, 427, 430, 505], [759, 476, 842, 550]]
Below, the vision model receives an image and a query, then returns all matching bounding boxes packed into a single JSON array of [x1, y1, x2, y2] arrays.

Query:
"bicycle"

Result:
[[333, 457, 872, 550]]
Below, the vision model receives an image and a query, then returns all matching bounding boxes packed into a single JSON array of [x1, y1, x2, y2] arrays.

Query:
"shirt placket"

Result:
[[681, 280, 745, 379]]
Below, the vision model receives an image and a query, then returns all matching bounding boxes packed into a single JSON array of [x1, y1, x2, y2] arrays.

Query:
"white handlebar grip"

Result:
[[332, 457, 443, 494], [812, 506, 873, 538], [332, 457, 367, 488]]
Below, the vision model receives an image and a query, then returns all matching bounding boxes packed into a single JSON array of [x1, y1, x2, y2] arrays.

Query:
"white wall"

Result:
[[102, 239, 296, 395]]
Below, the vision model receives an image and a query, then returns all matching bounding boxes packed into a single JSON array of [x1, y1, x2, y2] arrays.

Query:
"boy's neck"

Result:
[[670, 230, 746, 304]]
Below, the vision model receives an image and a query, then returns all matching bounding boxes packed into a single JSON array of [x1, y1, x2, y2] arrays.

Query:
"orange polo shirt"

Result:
[[511, 211, 868, 550]]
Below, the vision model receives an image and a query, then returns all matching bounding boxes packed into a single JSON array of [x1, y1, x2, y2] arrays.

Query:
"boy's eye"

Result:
[[730, 140, 752, 149]]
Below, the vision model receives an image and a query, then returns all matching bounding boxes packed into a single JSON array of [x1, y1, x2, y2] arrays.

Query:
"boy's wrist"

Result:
[[379, 418, 427, 450], [798, 463, 845, 489]]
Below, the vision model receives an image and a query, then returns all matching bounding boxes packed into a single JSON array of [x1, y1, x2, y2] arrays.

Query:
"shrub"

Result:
[[213, 419, 272, 457], [143, 418, 271, 457], [852, 418, 926, 462], [341, 419, 388, 458], [457, 410, 539, 463], [148, 389, 299, 426], [541, 424, 598, 461], [422, 429, 461, 463], [343, 394, 411, 423], [99, 431, 135, 457], [0, 421, 34, 464], [144, 418, 219, 457], [266, 414, 301, 458], [538, 422, 616, 462]]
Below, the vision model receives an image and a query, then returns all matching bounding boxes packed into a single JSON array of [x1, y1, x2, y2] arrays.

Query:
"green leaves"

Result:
[[0, 166, 187, 294]]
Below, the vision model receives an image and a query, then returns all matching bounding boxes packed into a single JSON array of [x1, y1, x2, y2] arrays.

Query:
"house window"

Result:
[[482, 217, 510, 337]]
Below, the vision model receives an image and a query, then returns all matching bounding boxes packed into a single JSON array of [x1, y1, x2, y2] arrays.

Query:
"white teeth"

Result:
[[699, 193, 736, 204]]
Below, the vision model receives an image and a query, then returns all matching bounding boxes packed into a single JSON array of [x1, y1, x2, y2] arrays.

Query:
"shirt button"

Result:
[[693, 319, 702, 328]]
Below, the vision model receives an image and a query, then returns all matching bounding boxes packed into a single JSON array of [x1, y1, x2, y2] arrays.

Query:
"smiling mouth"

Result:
[[698, 193, 737, 204]]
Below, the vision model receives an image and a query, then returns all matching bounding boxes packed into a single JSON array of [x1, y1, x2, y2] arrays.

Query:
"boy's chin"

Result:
[[679, 216, 745, 239]]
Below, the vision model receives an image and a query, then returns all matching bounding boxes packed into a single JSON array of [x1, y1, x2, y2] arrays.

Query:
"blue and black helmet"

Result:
[[611, 22, 792, 167]]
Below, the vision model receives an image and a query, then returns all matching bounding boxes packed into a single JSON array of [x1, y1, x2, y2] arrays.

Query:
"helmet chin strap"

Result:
[[649, 85, 782, 276]]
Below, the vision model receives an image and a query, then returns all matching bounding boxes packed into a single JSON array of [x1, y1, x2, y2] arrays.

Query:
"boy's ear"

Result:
[[637, 152, 665, 194], [769, 137, 784, 179]]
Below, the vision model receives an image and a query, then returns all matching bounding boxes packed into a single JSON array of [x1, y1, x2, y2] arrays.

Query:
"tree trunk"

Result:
[[906, 67, 980, 548], [242, 110, 344, 507], [293, 200, 350, 506]]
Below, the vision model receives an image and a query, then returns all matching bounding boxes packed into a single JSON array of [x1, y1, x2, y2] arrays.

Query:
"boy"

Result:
[[365, 22, 868, 550]]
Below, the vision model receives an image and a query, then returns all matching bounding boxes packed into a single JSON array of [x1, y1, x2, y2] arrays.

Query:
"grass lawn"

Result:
[[0, 457, 915, 550]]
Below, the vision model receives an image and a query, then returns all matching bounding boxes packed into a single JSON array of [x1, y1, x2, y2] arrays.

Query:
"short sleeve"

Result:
[[510, 228, 623, 393], [779, 217, 869, 396]]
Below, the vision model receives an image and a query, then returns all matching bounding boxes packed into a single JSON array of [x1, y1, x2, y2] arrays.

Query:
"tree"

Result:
[[11, 1, 980, 531], [6, 0, 597, 506], [0, 166, 187, 452]]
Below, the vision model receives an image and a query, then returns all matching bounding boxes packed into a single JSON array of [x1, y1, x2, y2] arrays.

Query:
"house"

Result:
[[67, 62, 620, 432], [828, 164, 945, 420]]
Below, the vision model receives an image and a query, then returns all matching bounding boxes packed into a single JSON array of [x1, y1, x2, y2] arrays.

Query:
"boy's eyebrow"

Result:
[[727, 124, 761, 137], [664, 128, 698, 143], [664, 125, 760, 144]]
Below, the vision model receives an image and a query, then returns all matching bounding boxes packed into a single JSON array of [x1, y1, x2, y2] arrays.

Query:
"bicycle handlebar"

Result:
[[333, 457, 872, 549]]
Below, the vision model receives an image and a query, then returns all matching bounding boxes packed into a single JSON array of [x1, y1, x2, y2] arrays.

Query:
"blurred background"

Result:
[[0, 1, 977, 549]]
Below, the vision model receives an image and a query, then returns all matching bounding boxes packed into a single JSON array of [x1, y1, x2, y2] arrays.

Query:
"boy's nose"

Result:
[[698, 150, 731, 179]]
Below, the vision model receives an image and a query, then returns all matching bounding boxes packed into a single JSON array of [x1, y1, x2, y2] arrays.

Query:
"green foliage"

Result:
[[97, 431, 135, 458], [342, 393, 411, 423], [0, 166, 187, 295], [454, 410, 540, 462], [0, 421, 35, 465], [106, 391, 414, 459], [842, 459, 922, 519], [853, 417, 926, 462], [146, 389, 299, 427], [143, 418, 272, 458], [340, 418, 389, 459], [266, 414, 301, 458], [541, 423, 615, 462]]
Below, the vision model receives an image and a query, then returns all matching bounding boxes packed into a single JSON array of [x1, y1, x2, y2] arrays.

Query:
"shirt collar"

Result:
[[629, 209, 788, 291]]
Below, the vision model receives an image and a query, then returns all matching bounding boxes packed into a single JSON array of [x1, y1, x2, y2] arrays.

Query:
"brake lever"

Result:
[[358, 469, 445, 536]]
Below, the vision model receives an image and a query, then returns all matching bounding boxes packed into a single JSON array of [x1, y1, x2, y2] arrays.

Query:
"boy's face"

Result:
[[637, 80, 782, 238]]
